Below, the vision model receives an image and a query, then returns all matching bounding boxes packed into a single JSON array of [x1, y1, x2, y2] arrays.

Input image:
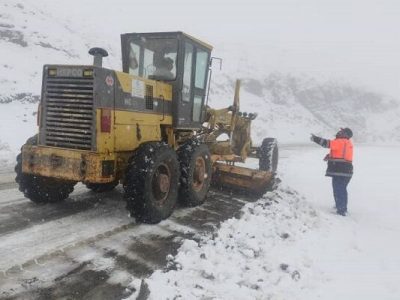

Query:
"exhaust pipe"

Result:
[[88, 47, 108, 67]]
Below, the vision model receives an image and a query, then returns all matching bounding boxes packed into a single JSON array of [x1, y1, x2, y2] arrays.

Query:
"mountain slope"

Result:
[[0, 0, 120, 100], [0, 0, 399, 154], [208, 70, 400, 143]]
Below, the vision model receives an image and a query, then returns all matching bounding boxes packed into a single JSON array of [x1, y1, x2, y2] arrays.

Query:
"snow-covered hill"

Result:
[[1, 0, 400, 166], [209, 73, 400, 144]]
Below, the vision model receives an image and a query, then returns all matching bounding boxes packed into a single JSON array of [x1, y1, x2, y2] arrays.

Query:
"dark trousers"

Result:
[[332, 176, 351, 213]]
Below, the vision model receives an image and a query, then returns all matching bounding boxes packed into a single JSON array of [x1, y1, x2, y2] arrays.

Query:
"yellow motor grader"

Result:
[[15, 32, 278, 223]]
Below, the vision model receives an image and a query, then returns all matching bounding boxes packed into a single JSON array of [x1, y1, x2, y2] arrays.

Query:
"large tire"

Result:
[[259, 138, 278, 173], [177, 139, 212, 207], [85, 181, 119, 193], [124, 143, 180, 224], [15, 135, 76, 203]]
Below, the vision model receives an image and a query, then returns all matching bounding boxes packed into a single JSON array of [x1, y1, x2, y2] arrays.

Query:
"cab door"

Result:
[[192, 48, 209, 123], [178, 42, 210, 129]]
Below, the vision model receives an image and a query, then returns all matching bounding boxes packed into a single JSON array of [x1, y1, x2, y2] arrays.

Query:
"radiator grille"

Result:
[[44, 76, 94, 150]]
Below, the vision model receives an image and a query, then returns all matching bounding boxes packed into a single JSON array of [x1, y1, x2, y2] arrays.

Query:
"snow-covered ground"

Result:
[[140, 145, 400, 300], [1, 1, 400, 299], [0, 101, 37, 169], [2, 144, 397, 299]]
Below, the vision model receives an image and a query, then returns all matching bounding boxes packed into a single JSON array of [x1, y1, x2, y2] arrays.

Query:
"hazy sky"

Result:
[[40, 0, 400, 98]]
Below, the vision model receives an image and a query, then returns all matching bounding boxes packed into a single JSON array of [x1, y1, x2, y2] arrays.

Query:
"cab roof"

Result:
[[121, 31, 213, 50]]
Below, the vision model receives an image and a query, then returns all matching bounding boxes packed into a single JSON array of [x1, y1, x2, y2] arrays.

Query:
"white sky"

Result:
[[39, 0, 400, 98]]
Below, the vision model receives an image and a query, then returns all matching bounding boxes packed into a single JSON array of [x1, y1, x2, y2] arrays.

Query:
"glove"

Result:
[[310, 134, 316, 142]]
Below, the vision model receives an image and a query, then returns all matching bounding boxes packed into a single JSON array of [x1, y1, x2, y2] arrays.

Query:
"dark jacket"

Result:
[[311, 135, 353, 177]]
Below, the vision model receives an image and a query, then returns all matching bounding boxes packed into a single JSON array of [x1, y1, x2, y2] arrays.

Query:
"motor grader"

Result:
[[16, 32, 278, 224]]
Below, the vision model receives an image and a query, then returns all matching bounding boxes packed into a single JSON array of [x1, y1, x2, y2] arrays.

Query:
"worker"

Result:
[[153, 57, 174, 80], [310, 128, 353, 216]]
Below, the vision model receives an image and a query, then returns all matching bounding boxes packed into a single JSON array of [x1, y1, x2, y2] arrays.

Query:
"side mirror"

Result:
[[210, 57, 223, 70]]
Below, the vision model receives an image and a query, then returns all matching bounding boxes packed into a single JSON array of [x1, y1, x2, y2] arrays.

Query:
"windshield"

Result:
[[128, 38, 178, 81]]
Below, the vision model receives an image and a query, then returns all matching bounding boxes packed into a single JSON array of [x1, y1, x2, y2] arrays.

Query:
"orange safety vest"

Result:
[[329, 139, 353, 162]]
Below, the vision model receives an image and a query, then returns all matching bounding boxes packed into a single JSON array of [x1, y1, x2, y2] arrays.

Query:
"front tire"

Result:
[[124, 143, 180, 224], [15, 135, 76, 203], [177, 140, 212, 207], [259, 138, 278, 173]]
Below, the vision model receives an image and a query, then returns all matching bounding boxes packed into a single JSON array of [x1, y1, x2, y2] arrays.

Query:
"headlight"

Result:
[[83, 69, 94, 77], [48, 69, 57, 76]]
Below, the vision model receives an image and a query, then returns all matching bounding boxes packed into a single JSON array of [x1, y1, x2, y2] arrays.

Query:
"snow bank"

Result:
[[0, 140, 13, 170], [0, 101, 37, 169], [137, 145, 400, 300], [139, 187, 319, 300]]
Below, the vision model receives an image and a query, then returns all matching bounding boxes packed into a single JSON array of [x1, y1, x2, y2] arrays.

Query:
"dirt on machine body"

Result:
[[16, 31, 279, 224]]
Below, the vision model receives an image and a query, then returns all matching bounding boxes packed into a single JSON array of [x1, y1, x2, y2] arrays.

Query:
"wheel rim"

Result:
[[152, 163, 171, 205], [192, 156, 206, 192]]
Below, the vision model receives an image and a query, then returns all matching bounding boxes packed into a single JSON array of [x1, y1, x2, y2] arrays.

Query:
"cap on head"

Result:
[[339, 127, 353, 139]]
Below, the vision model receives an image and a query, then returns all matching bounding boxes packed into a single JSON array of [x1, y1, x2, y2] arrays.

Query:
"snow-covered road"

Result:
[[0, 145, 399, 300], [0, 180, 258, 299]]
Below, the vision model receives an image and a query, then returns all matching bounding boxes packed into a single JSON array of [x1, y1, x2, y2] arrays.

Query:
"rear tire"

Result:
[[177, 140, 212, 207], [85, 181, 119, 193], [15, 135, 76, 203], [259, 138, 278, 173], [124, 143, 180, 224]]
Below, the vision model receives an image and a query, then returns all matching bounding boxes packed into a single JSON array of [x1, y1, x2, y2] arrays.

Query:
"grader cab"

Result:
[[16, 32, 278, 224]]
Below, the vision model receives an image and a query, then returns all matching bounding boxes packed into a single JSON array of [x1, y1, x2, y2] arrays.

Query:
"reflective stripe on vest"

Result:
[[329, 138, 353, 162]]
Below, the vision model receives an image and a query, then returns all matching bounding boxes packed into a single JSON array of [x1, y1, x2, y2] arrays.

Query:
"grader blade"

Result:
[[212, 163, 274, 195]]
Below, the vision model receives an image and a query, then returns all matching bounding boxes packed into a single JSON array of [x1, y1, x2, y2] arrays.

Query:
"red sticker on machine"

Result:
[[105, 75, 114, 86]]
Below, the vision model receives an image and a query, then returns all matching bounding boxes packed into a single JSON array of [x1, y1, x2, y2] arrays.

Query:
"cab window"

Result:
[[193, 95, 202, 122], [129, 38, 178, 81], [128, 43, 140, 76], [195, 50, 209, 89], [182, 43, 193, 102]]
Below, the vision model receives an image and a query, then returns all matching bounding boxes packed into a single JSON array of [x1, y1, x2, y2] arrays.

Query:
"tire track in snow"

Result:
[[0, 187, 122, 236], [0, 182, 259, 299]]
